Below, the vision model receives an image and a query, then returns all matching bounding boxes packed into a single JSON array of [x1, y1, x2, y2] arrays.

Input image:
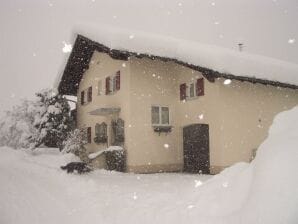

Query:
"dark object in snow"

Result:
[[61, 162, 92, 174]]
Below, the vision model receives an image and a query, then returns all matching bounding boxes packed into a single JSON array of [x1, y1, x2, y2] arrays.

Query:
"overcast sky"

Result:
[[0, 0, 297, 116]]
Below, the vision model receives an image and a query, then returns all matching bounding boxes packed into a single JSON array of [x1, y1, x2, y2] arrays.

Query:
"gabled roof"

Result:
[[58, 33, 298, 95]]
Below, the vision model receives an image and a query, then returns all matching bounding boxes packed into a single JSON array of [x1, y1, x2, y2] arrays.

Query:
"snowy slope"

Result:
[[1, 106, 298, 224], [64, 24, 298, 86]]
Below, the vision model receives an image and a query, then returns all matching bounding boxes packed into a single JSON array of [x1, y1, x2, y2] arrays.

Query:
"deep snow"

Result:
[[0, 106, 298, 224]]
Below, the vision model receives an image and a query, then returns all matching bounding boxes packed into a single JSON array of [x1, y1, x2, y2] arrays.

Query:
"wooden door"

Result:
[[183, 124, 210, 174]]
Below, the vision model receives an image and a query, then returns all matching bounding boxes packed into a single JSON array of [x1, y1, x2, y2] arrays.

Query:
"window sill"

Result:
[[152, 125, 172, 133], [186, 96, 199, 101]]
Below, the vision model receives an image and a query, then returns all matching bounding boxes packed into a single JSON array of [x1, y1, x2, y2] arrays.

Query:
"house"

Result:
[[58, 34, 298, 174]]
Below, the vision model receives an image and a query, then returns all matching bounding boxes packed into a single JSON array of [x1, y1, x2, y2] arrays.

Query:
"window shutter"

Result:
[[106, 77, 110, 95], [87, 127, 91, 143], [81, 91, 85, 105], [180, 83, 186, 100], [116, 71, 120, 91], [87, 86, 92, 102], [196, 78, 204, 96]]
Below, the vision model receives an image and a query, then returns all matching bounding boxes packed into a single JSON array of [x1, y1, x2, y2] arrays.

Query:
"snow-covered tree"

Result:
[[62, 128, 89, 161], [0, 100, 36, 149], [29, 89, 74, 150]]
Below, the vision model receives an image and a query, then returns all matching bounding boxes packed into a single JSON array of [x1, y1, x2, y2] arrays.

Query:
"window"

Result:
[[151, 106, 170, 126], [80, 86, 92, 105], [94, 122, 107, 143], [180, 78, 204, 101], [87, 86, 92, 102], [106, 71, 120, 95]]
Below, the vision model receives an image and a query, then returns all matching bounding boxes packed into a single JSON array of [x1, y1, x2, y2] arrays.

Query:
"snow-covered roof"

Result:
[[58, 25, 298, 95]]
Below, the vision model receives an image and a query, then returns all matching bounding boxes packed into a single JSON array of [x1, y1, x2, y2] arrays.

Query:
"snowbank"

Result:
[[88, 146, 123, 159], [0, 106, 298, 224], [240, 105, 298, 223], [69, 24, 298, 86]]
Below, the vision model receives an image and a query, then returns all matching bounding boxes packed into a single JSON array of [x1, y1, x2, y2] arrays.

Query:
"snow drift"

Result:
[[0, 106, 297, 224]]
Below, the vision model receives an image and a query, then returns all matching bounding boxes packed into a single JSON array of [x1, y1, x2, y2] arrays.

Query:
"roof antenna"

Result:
[[238, 43, 244, 52]]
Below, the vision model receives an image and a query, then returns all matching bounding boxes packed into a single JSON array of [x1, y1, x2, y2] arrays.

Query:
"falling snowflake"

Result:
[[122, 63, 126, 67], [62, 41, 72, 53], [198, 114, 204, 120], [194, 180, 202, 187], [133, 192, 138, 200], [164, 144, 169, 149], [222, 182, 229, 188], [178, 2, 182, 7], [129, 34, 135, 39], [214, 21, 220, 25], [288, 38, 295, 44], [211, 2, 216, 6], [33, 53, 37, 57], [187, 205, 194, 209], [152, 73, 156, 77], [223, 79, 232, 85]]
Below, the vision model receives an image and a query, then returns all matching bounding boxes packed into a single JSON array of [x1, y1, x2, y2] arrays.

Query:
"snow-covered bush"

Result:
[[62, 128, 89, 162], [29, 89, 74, 150], [0, 100, 36, 149]]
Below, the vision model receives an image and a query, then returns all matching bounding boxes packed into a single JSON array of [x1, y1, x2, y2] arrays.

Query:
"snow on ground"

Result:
[[0, 106, 298, 224]]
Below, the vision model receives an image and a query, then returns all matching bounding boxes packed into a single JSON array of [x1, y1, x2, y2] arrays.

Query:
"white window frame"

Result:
[[151, 105, 170, 126]]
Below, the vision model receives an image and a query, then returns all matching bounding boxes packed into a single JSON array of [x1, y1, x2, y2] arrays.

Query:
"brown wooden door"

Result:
[[183, 124, 210, 174]]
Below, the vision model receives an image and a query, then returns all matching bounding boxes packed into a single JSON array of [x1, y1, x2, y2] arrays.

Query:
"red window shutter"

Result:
[[196, 78, 204, 96], [180, 83, 186, 100], [81, 91, 85, 105], [116, 71, 120, 91], [105, 77, 110, 95], [87, 86, 92, 102], [87, 127, 91, 143]]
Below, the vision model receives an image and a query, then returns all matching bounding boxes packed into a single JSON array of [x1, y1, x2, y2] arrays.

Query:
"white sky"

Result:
[[0, 0, 297, 116]]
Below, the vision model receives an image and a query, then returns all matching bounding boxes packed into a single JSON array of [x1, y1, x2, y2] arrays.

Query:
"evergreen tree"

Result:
[[29, 89, 74, 150]]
